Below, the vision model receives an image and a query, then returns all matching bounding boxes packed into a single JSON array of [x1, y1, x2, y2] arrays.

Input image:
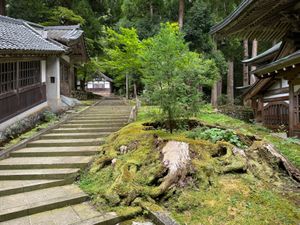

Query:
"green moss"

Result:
[[80, 106, 300, 224]]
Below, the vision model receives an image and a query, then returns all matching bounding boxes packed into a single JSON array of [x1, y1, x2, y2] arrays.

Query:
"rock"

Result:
[[120, 145, 128, 154], [112, 158, 117, 167], [60, 95, 81, 108]]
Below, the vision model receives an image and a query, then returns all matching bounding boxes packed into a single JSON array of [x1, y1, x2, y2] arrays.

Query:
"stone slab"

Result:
[[0, 185, 88, 222], [0, 179, 68, 196], [11, 146, 101, 157], [27, 139, 104, 147], [0, 156, 92, 169], [0, 203, 113, 225]]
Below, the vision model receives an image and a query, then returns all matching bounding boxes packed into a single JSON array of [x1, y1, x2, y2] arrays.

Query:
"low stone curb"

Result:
[[141, 203, 180, 225], [0, 100, 102, 160]]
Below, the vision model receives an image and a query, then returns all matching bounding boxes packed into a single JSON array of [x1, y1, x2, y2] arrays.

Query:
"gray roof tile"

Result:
[[0, 16, 64, 53]]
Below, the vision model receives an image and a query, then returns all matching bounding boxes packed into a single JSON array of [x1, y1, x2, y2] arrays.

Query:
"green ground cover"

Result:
[[80, 105, 300, 225]]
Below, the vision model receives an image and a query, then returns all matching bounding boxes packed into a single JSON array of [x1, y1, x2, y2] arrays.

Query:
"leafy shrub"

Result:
[[42, 111, 57, 122], [186, 127, 246, 148]]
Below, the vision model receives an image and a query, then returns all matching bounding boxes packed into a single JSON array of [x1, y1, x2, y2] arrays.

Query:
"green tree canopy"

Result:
[[141, 23, 219, 132], [99, 27, 144, 89]]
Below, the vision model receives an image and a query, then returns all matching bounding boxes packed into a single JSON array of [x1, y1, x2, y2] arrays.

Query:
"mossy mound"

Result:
[[80, 121, 300, 224]]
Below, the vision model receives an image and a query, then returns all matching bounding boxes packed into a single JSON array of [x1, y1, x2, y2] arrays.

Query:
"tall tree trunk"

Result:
[[217, 80, 222, 98], [126, 74, 129, 99], [178, 0, 184, 30], [150, 2, 153, 19], [133, 83, 137, 99], [211, 82, 218, 107], [0, 0, 6, 16], [243, 40, 249, 86], [227, 61, 234, 104], [250, 39, 258, 85]]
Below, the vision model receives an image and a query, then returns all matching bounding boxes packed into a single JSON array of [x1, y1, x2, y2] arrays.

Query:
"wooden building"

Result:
[[0, 15, 88, 131], [86, 72, 113, 94], [211, 0, 300, 137]]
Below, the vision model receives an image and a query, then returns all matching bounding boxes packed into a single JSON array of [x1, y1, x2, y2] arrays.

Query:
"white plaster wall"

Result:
[[264, 93, 289, 100], [282, 79, 289, 88], [0, 102, 48, 131], [41, 60, 46, 83], [46, 57, 61, 111]]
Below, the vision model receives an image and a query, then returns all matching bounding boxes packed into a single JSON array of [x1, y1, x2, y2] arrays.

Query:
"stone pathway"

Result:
[[0, 97, 132, 224]]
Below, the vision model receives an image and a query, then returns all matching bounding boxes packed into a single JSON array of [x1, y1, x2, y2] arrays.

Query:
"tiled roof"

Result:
[[0, 16, 64, 53], [45, 25, 84, 45]]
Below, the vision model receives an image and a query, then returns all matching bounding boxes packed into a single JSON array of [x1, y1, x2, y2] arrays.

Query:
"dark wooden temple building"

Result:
[[211, 0, 300, 137], [0, 15, 88, 131]]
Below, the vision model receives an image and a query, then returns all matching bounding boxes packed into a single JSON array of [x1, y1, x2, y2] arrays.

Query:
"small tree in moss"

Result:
[[141, 23, 219, 133]]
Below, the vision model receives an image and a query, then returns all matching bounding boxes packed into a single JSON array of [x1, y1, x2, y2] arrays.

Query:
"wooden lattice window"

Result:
[[263, 102, 289, 128], [0, 62, 17, 94], [19, 61, 41, 88]]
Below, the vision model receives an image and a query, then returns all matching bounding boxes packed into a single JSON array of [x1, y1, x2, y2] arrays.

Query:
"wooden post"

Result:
[[243, 39, 249, 86], [250, 39, 258, 84], [227, 60, 234, 104], [288, 81, 294, 137], [126, 74, 129, 99]]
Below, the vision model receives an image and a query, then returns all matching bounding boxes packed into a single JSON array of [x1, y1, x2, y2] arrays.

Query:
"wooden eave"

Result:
[[211, 0, 300, 41], [254, 51, 300, 79]]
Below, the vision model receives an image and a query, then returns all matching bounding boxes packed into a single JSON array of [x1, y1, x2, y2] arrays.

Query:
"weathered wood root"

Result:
[[263, 143, 300, 182]]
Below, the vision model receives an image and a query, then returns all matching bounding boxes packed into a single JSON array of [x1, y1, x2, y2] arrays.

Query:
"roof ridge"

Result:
[[44, 25, 80, 30], [0, 15, 24, 25]]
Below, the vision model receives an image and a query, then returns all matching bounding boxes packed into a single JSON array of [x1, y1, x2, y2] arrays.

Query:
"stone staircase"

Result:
[[0, 98, 132, 224]]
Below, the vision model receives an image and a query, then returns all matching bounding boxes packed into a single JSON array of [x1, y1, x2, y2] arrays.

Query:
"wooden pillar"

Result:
[[243, 40, 249, 86], [288, 81, 294, 137], [250, 39, 258, 84], [227, 60, 234, 104]]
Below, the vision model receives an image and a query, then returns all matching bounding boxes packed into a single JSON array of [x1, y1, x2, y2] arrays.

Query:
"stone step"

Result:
[[67, 119, 127, 123], [81, 113, 131, 116], [0, 156, 92, 170], [52, 128, 119, 133], [0, 203, 118, 225], [40, 133, 109, 140], [10, 146, 101, 157], [59, 124, 122, 128], [27, 138, 104, 147], [0, 179, 71, 197], [0, 169, 80, 180], [74, 115, 129, 119], [0, 185, 88, 222], [68, 119, 128, 123]]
